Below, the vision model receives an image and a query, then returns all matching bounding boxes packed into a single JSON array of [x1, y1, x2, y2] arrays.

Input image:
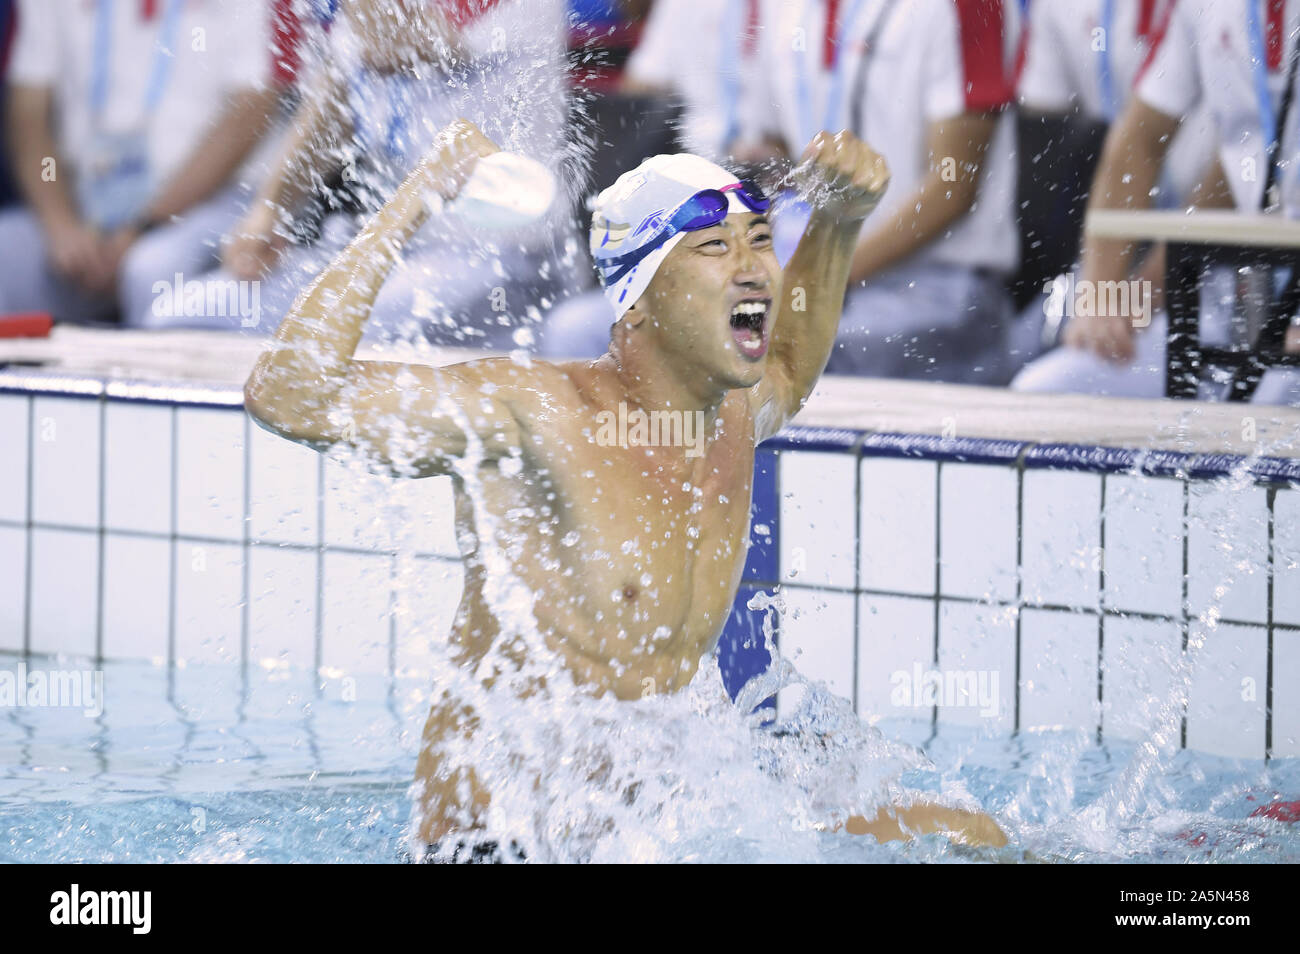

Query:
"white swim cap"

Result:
[[590, 153, 756, 321]]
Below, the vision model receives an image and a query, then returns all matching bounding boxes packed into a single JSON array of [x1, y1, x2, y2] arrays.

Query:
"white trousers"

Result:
[[1011, 311, 1300, 405], [0, 188, 245, 326]]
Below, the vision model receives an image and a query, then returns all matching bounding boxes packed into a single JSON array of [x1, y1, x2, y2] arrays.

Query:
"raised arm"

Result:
[[750, 130, 889, 441], [243, 118, 526, 477], [1063, 99, 1180, 362], [223, 68, 353, 280]]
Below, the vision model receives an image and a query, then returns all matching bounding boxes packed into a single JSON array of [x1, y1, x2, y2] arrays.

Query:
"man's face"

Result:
[[631, 211, 782, 390]]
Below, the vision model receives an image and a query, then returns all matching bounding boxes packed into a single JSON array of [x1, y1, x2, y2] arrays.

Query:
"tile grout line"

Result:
[[22, 396, 33, 656], [850, 435, 868, 718], [95, 397, 106, 662], [1180, 478, 1190, 751], [1013, 459, 1024, 735], [1266, 486, 1275, 763], [931, 460, 941, 734], [1097, 472, 1107, 748], [168, 405, 178, 671], [241, 413, 251, 681], [0, 515, 460, 560], [316, 452, 325, 679]]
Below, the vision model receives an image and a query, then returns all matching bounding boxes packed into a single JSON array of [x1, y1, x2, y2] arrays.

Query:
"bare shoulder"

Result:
[[443, 354, 591, 417]]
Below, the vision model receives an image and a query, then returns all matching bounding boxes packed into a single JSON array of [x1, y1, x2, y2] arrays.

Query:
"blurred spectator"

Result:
[[0, 0, 17, 207], [1011, 0, 1300, 405], [567, 0, 646, 93], [0, 0, 281, 326], [620, 0, 763, 161], [203, 0, 582, 348], [1010, 0, 1214, 365], [742, 0, 1024, 384]]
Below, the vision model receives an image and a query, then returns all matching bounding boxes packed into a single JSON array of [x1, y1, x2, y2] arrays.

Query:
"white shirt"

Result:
[[1020, 0, 1174, 119], [625, 0, 763, 161], [747, 0, 1022, 274], [1137, 0, 1300, 211], [1019, 0, 1213, 205], [8, 0, 272, 189]]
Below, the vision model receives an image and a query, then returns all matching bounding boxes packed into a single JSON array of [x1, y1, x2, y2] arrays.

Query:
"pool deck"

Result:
[[1, 325, 1299, 458]]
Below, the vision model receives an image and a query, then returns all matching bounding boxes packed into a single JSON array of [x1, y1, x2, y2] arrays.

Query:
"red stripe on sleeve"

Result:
[[953, 0, 1011, 111], [823, 0, 840, 68], [744, 0, 760, 56], [1136, 0, 1156, 38], [1268, 0, 1285, 70], [1132, 0, 1178, 88], [270, 0, 302, 86], [440, 0, 505, 29]]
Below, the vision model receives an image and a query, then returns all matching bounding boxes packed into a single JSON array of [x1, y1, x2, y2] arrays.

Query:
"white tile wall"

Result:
[[939, 464, 1018, 602], [1021, 470, 1101, 609], [856, 594, 934, 723], [247, 546, 318, 668], [28, 528, 98, 658], [936, 600, 1016, 731], [0, 526, 27, 652], [393, 556, 465, 675], [101, 534, 170, 661], [104, 403, 171, 535], [1019, 608, 1099, 733], [31, 397, 100, 529], [0, 394, 29, 524], [176, 408, 245, 542], [248, 424, 320, 546], [1185, 622, 1268, 760], [1274, 488, 1300, 627], [321, 551, 394, 674], [1102, 475, 1184, 618], [7, 388, 1297, 765], [1188, 483, 1269, 625], [778, 452, 856, 589], [392, 475, 460, 557], [859, 458, 936, 596], [776, 587, 855, 718], [1273, 632, 1300, 758], [173, 541, 243, 664], [323, 459, 402, 552], [1101, 616, 1183, 745]]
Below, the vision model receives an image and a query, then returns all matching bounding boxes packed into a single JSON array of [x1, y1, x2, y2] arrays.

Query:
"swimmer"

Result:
[[244, 118, 1007, 858]]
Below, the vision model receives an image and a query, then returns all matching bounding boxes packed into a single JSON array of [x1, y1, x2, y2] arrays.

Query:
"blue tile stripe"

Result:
[[742, 448, 779, 583], [766, 422, 1300, 487], [859, 431, 1027, 465], [762, 424, 865, 452]]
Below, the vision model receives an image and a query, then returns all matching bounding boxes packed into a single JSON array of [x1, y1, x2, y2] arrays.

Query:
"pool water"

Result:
[[3, 654, 1299, 863]]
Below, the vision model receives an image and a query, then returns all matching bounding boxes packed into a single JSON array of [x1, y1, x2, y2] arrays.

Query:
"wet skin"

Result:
[[245, 119, 1006, 850], [410, 213, 780, 840]]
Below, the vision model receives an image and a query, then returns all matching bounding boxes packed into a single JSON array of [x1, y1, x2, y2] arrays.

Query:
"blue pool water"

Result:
[[3, 654, 1299, 863]]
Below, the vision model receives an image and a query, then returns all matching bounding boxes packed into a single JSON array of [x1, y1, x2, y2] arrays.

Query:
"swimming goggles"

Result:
[[594, 180, 772, 285]]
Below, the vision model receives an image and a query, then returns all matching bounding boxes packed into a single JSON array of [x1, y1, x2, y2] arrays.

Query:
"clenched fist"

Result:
[[792, 129, 890, 220], [413, 118, 502, 201]]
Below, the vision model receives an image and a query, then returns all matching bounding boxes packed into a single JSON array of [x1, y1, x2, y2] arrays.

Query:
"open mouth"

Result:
[[728, 299, 771, 359]]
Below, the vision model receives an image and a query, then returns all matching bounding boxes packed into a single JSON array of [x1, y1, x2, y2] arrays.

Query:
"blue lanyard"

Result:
[[718, 0, 745, 149], [89, 0, 185, 124], [1245, 0, 1298, 193], [385, 76, 411, 159], [1097, 0, 1118, 121], [793, 0, 872, 148], [351, 72, 413, 160], [313, 0, 340, 26]]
